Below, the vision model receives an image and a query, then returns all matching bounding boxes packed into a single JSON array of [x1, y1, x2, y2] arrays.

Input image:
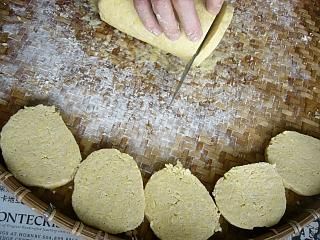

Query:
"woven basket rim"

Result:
[[0, 163, 319, 240]]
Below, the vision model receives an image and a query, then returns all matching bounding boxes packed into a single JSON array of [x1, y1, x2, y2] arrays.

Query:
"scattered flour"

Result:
[[0, 0, 237, 160], [0, 0, 313, 163]]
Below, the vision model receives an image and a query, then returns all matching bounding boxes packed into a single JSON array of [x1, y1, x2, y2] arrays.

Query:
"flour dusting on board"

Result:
[[0, 1, 236, 155], [0, 0, 315, 175]]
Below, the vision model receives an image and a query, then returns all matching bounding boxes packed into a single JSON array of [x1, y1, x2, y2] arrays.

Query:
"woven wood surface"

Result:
[[0, 0, 320, 239]]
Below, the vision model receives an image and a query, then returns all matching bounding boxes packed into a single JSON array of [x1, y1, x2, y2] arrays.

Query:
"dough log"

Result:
[[98, 0, 234, 65]]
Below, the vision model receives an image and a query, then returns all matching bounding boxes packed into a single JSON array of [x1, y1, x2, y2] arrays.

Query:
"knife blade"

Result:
[[169, 23, 212, 106], [169, 1, 232, 106]]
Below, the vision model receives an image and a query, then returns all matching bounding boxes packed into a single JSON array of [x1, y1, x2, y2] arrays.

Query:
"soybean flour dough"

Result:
[[213, 163, 286, 230], [98, 0, 234, 65], [0, 105, 81, 189], [144, 162, 221, 240], [266, 131, 320, 196], [72, 149, 145, 234]]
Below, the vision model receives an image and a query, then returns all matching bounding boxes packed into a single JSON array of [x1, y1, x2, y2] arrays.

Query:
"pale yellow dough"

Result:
[[266, 131, 320, 196], [194, 3, 234, 65], [0, 105, 81, 189], [98, 0, 234, 65], [213, 163, 286, 230], [144, 162, 221, 240], [72, 149, 145, 234]]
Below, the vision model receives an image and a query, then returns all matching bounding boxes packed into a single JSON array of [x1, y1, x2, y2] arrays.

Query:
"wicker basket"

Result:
[[0, 146, 320, 240], [0, 0, 320, 239]]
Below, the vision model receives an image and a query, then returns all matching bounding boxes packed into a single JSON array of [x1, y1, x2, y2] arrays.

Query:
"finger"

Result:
[[206, 0, 224, 15], [172, 0, 202, 42], [151, 0, 180, 41], [133, 0, 162, 35]]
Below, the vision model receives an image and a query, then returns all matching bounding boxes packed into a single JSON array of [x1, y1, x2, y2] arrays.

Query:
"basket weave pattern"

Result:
[[0, 0, 320, 239]]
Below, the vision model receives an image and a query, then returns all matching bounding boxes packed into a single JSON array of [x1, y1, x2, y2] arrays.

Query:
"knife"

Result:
[[169, 2, 230, 105], [169, 23, 212, 106]]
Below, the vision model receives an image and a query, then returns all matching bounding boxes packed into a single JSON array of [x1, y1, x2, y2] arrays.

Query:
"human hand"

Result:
[[133, 0, 224, 42]]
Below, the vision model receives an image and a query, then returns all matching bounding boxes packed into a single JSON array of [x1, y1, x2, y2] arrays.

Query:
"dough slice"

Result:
[[145, 162, 221, 240], [72, 149, 145, 234], [0, 105, 81, 189], [266, 131, 320, 196], [213, 163, 286, 230], [98, 0, 233, 65]]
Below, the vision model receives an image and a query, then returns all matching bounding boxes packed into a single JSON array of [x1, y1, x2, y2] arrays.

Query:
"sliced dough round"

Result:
[[0, 105, 81, 189], [213, 163, 286, 230], [145, 162, 220, 240], [72, 149, 145, 234], [266, 131, 320, 196]]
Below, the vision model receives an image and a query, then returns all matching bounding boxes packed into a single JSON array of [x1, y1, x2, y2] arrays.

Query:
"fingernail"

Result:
[[166, 31, 180, 41], [208, 1, 223, 15], [187, 31, 202, 42], [208, 8, 216, 15], [209, 7, 221, 15], [150, 27, 162, 36]]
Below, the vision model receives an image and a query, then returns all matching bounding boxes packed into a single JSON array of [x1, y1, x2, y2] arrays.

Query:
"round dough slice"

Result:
[[266, 131, 320, 196], [213, 163, 286, 230], [0, 105, 81, 189], [145, 162, 220, 240], [72, 149, 145, 234]]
